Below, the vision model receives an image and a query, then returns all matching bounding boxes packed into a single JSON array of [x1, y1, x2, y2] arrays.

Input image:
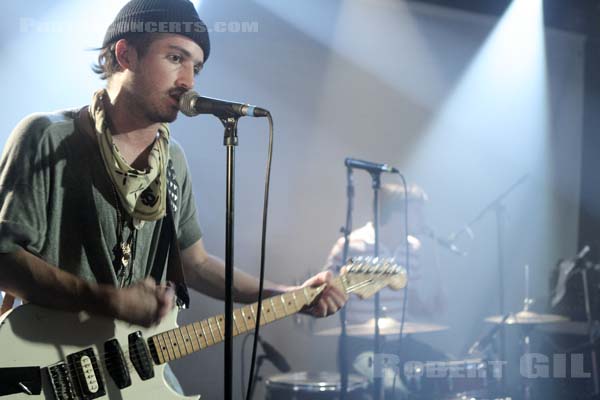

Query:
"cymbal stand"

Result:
[[581, 267, 600, 395], [521, 264, 534, 400]]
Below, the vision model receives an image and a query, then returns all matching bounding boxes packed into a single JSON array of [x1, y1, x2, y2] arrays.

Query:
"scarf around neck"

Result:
[[89, 89, 170, 226]]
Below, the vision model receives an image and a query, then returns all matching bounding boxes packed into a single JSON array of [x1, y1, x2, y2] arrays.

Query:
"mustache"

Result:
[[169, 88, 189, 101]]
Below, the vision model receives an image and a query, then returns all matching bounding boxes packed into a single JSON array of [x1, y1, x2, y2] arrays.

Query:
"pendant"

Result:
[[121, 242, 132, 268]]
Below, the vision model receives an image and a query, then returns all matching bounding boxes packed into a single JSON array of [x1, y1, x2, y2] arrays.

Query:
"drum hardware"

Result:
[[482, 264, 572, 400], [402, 358, 502, 399], [265, 371, 369, 400]]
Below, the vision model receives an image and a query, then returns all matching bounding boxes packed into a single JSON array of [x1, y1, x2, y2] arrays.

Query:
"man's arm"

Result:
[[181, 239, 347, 317], [0, 248, 174, 327]]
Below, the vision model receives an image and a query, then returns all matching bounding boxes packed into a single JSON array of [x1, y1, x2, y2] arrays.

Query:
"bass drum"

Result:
[[265, 371, 370, 400]]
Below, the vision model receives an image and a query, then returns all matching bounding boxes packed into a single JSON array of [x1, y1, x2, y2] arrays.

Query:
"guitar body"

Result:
[[0, 304, 197, 400]]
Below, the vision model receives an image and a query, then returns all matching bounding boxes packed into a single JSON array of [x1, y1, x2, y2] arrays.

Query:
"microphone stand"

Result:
[[221, 116, 240, 400], [369, 171, 384, 400], [338, 167, 354, 400]]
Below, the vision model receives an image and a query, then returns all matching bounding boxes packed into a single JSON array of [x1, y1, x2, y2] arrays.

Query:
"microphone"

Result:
[[258, 337, 291, 372], [448, 225, 475, 242], [179, 90, 269, 118], [344, 158, 398, 174], [423, 227, 467, 256]]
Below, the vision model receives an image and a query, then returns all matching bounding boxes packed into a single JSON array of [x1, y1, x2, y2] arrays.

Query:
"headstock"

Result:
[[341, 256, 407, 299]]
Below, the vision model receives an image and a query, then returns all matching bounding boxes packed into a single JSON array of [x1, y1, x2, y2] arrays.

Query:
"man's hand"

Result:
[[298, 271, 348, 318], [112, 278, 175, 327]]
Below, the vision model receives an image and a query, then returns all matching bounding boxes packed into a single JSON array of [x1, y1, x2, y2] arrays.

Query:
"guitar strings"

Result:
[[56, 271, 395, 386]]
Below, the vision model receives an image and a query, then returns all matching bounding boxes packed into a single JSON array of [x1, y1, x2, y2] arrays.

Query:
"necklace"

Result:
[[111, 185, 137, 287]]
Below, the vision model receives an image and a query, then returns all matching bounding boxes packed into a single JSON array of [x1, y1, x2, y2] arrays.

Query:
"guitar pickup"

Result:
[[65, 348, 106, 399], [104, 339, 131, 389], [128, 331, 155, 381]]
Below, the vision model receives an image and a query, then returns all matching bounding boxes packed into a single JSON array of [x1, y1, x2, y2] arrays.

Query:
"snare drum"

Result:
[[403, 358, 501, 399], [265, 371, 369, 400]]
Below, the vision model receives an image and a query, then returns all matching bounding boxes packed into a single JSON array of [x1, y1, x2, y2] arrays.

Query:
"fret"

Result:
[[200, 320, 214, 346], [167, 330, 182, 359], [250, 304, 263, 326], [240, 307, 253, 330], [216, 315, 227, 337], [192, 322, 208, 349], [280, 295, 289, 315], [302, 287, 311, 303], [160, 335, 171, 363], [261, 304, 273, 323], [228, 314, 239, 336], [207, 318, 220, 344], [233, 309, 244, 334], [284, 293, 298, 315], [209, 317, 223, 341], [175, 327, 191, 355], [160, 332, 175, 361], [291, 291, 301, 310], [151, 336, 166, 364], [185, 324, 200, 352], [269, 298, 279, 319]]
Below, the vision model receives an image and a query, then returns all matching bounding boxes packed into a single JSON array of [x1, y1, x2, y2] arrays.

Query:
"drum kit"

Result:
[[263, 177, 594, 399], [265, 307, 575, 400]]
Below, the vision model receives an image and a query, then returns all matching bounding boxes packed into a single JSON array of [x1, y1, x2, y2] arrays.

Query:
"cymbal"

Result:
[[485, 310, 569, 325], [316, 317, 448, 336], [537, 321, 590, 336]]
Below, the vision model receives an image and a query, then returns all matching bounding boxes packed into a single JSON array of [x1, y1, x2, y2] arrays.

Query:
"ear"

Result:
[[114, 38, 137, 71]]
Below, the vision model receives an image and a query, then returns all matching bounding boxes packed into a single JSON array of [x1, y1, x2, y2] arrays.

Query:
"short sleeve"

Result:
[[169, 141, 202, 250], [0, 114, 56, 255]]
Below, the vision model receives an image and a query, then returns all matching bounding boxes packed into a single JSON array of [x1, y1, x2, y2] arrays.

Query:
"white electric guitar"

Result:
[[0, 257, 406, 399]]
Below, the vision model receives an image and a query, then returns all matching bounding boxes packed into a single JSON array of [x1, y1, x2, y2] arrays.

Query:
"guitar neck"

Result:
[[148, 276, 345, 365]]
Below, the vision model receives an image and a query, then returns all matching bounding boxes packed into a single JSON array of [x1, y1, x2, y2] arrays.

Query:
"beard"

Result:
[[147, 107, 179, 123], [127, 78, 183, 124], [140, 95, 180, 124]]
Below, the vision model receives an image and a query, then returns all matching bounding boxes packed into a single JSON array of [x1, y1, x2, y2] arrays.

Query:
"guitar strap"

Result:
[[150, 159, 190, 309], [0, 292, 15, 316]]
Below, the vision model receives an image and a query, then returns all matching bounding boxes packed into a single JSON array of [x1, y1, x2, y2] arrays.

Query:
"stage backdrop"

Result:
[[0, 0, 584, 398]]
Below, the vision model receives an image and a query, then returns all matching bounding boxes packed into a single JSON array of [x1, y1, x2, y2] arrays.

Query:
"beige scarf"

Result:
[[90, 89, 169, 226]]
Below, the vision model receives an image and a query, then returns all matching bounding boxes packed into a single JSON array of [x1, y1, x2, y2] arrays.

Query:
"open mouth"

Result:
[[169, 94, 181, 107], [169, 90, 186, 106]]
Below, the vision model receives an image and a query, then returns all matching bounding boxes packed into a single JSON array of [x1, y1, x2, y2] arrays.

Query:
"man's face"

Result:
[[125, 33, 205, 123], [383, 201, 426, 235]]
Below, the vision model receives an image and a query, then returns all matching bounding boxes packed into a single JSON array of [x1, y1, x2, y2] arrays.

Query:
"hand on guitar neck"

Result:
[[294, 270, 348, 318]]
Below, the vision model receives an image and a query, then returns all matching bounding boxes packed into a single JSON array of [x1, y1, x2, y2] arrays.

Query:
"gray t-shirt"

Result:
[[0, 108, 202, 286]]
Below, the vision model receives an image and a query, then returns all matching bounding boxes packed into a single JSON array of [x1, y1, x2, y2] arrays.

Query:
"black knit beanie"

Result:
[[103, 0, 210, 61]]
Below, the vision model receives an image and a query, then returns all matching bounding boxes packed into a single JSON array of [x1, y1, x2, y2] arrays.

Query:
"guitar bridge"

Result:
[[47, 362, 76, 400]]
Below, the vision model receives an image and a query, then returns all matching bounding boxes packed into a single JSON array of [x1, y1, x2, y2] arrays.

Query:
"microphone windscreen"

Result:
[[179, 90, 200, 117]]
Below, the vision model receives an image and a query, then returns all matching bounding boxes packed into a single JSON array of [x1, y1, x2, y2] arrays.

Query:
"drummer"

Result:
[[322, 183, 447, 393], [323, 183, 444, 322]]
